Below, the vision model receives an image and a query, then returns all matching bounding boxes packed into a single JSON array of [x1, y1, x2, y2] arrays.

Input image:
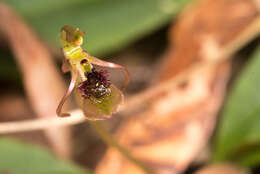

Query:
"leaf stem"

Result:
[[89, 121, 154, 174]]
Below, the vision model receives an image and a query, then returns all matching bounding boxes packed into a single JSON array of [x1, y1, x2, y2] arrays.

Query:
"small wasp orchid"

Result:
[[56, 26, 129, 120]]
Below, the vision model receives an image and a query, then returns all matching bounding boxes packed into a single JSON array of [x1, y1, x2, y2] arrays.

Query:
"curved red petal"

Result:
[[86, 53, 130, 91], [56, 70, 78, 117]]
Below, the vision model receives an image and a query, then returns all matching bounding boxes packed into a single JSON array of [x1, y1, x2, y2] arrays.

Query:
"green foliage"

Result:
[[0, 138, 90, 174], [4, 0, 191, 55], [213, 46, 260, 167]]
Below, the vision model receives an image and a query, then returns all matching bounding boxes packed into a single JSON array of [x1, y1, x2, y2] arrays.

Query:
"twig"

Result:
[[0, 109, 84, 134]]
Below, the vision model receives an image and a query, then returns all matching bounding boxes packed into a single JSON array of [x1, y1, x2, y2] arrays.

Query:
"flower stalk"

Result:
[[57, 26, 153, 173]]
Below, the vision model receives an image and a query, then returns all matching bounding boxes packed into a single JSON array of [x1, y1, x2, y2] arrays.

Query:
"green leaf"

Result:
[[0, 138, 90, 174], [4, 0, 191, 55], [213, 46, 260, 167]]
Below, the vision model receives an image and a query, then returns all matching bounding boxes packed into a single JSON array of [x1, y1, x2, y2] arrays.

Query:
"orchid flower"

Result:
[[56, 26, 130, 120]]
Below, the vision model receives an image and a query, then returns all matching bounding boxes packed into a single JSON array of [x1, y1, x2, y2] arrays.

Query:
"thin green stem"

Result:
[[59, 26, 152, 172], [89, 121, 154, 174]]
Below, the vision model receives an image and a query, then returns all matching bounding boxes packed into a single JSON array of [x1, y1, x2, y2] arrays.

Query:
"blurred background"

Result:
[[0, 0, 260, 174]]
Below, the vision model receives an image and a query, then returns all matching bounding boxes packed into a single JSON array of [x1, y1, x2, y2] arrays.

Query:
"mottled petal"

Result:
[[75, 84, 123, 120], [56, 70, 78, 117]]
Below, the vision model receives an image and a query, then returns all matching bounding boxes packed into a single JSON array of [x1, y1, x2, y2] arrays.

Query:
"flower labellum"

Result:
[[56, 25, 130, 120], [78, 68, 111, 99]]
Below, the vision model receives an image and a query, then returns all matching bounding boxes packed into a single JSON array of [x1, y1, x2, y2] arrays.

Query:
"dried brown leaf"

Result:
[[194, 163, 250, 174], [95, 0, 260, 173], [0, 3, 72, 159]]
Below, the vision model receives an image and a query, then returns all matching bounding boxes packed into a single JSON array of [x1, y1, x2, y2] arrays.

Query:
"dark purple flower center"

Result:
[[78, 68, 111, 98], [80, 59, 88, 64]]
